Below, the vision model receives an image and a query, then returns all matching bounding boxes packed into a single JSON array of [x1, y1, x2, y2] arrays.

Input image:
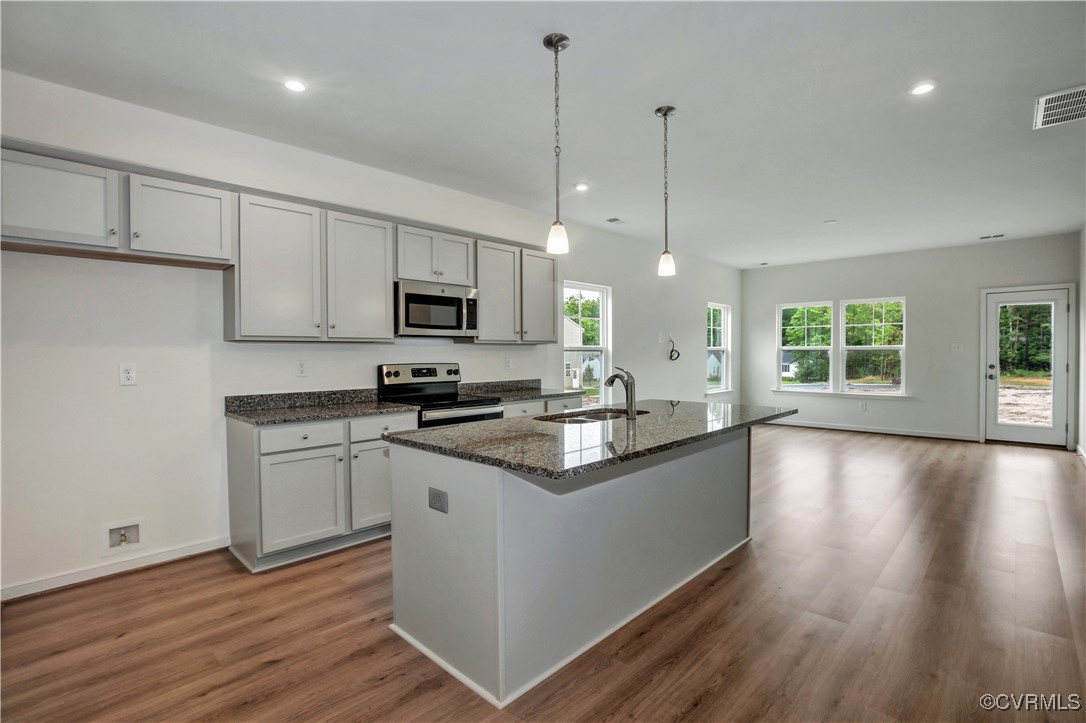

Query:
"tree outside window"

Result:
[[707, 303, 729, 390], [779, 303, 832, 389]]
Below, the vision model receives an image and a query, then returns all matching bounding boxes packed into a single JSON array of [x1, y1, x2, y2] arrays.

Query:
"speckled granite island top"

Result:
[[383, 400, 797, 479]]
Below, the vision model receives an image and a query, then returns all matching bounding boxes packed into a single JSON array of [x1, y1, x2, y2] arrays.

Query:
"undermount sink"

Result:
[[576, 412, 628, 421], [537, 408, 650, 424]]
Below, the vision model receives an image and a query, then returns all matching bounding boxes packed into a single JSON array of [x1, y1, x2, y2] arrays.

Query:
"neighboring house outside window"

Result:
[[778, 302, 832, 390], [707, 303, 730, 391], [563, 283, 610, 404]]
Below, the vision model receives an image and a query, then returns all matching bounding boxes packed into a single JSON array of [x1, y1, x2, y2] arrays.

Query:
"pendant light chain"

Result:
[[663, 112, 669, 253], [554, 45, 561, 222]]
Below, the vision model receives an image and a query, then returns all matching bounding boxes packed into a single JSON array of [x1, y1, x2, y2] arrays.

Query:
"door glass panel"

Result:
[[997, 303, 1053, 427]]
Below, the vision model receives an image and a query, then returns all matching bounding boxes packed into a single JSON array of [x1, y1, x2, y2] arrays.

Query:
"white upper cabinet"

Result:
[[474, 241, 557, 344], [521, 249, 559, 343], [326, 211, 394, 340], [129, 175, 235, 261], [1, 149, 120, 248], [396, 225, 475, 287], [476, 240, 521, 342], [238, 194, 322, 337]]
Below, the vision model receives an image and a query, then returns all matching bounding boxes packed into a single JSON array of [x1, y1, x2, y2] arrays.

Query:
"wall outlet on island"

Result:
[[505, 357, 512, 371], [296, 360, 309, 378], [428, 487, 448, 514]]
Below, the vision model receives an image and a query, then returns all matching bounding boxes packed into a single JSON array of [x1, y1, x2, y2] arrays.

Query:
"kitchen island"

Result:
[[383, 400, 796, 707]]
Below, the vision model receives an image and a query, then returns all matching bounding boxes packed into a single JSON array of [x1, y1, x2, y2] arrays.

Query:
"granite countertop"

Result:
[[383, 400, 798, 479], [223, 380, 580, 426], [226, 400, 418, 426]]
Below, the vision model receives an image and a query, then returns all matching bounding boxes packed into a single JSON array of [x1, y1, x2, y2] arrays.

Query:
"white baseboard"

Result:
[[1077, 445, 1086, 465], [391, 536, 752, 708], [1, 537, 229, 601], [768, 418, 980, 442]]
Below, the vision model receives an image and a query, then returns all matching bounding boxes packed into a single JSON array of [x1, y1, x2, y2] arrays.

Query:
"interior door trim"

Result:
[[978, 283, 1076, 449]]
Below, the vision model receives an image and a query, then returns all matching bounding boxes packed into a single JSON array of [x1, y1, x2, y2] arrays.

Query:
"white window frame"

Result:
[[706, 303, 731, 392], [840, 297, 906, 395], [562, 281, 611, 403], [776, 301, 834, 393]]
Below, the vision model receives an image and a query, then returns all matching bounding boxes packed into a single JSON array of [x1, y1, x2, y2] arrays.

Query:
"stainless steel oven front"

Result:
[[396, 281, 479, 337]]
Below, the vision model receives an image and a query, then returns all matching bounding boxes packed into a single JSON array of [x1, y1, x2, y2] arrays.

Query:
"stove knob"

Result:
[[393, 370, 401, 378], [384, 371, 393, 378]]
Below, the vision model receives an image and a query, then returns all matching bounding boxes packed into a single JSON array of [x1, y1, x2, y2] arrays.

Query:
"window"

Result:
[[776, 297, 906, 394], [707, 303, 730, 391], [843, 299, 904, 393], [563, 282, 610, 404], [778, 303, 832, 390]]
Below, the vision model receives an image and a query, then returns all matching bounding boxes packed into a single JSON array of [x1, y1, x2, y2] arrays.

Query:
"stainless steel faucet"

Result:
[[604, 366, 637, 419]]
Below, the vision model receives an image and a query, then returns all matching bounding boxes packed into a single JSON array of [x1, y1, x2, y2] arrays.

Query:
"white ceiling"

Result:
[[2, 2, 1084, 269]]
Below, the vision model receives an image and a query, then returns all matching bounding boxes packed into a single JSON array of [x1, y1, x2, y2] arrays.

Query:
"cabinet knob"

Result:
[[109, 228, 117, 236], [337, 456, 344, 462], [329, 323, 336, 329], [315, 322, 321, 328], [433, 270, 439, 275], [302, 433, 309, 440], [383, 425, 390, 431], [438, 271, 445, 276], [353, 452, 360, 459], [133, 231, 141, 238]]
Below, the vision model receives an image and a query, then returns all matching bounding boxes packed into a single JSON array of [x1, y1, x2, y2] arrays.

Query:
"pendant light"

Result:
[[656, 105, 677, 276], [544, 33, 570, 254]]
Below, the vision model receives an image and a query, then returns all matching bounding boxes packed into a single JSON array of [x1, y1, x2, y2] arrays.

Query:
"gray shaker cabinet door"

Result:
[[259, 446, 347, 554], [350, 440, 393, 531], [1, 149, 120, 248], [475, 240, 521, 342], [520, 249, 558, 342], [327, 211, 394, 339], [130, 174, 235, 260], [238, 194, 322, 337]]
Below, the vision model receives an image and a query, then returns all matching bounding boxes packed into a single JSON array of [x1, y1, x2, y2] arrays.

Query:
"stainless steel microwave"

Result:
[[396, 280, 479, 337]]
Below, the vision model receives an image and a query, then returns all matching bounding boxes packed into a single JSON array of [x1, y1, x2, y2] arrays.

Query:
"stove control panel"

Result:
[[378, 363, 461, 386]]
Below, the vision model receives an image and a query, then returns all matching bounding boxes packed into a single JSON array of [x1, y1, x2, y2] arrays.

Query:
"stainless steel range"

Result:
[[377, 363, 504, 428]]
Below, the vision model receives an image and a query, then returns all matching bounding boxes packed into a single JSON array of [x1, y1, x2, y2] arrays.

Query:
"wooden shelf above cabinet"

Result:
[[2, 239, 234, 271]]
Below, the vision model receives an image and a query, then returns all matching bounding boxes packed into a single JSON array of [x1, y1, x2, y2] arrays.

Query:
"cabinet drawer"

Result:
[[546, 398, 583, 414], [260, 422, 344, 454], [350, 412, 417, 442], [504, 400, 547, 418]]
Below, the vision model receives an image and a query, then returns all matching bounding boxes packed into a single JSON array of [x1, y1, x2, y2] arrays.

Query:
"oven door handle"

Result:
[[421, 405, 505, 422]]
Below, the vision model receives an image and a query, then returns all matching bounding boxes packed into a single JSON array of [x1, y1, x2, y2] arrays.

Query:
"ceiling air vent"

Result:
[[1033, 85, 1086, 129], [605, 217, 624, 224]]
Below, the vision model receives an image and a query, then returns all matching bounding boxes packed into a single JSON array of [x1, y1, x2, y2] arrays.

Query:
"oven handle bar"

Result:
[[420, 405, 505, 422]]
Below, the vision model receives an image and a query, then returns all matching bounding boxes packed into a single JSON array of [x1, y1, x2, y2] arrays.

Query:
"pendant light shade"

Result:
[[656, 105, 677, 276], [547, 220, 569, 254], [657, 249, 676, 276], [544, 33, 571, 254]]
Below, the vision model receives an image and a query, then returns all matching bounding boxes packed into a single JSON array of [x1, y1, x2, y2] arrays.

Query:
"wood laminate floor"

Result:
[[3, 426, 1084, 722]]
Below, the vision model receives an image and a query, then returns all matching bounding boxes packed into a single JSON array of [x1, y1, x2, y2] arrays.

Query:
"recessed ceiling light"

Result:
[[575, 183, 590, 191], [823, 219, 838, 225], [910, 81, 936, 96], [284, 80, 306, 92]]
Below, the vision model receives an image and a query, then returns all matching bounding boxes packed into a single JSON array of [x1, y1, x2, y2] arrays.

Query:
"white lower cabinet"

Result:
[[259, 446, 347, 554], [351, 441, 392, 530], [504, 400, 548, 418], [546, 398, 583, 414], [227, 412, 417, 572]]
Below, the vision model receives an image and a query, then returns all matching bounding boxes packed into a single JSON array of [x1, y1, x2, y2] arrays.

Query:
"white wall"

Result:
[[741, 233, 1079, 440], [1079, 226, 1086, 456], [0, 72, 739, 595]]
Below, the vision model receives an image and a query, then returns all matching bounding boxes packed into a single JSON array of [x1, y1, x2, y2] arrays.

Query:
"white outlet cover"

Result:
[[296, 360, 309, 377], [950, 342, 964, 353], [118, 363, 137, 386]]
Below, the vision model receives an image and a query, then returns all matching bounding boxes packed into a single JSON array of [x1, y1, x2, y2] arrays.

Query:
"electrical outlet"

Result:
[[950, 342, 964, 353], [119, 363, 137, 386], [428, 487, 448, 514], [505, 357, 512, 371], [296, 360, 309, 377], [858, 401, 867, 412]]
